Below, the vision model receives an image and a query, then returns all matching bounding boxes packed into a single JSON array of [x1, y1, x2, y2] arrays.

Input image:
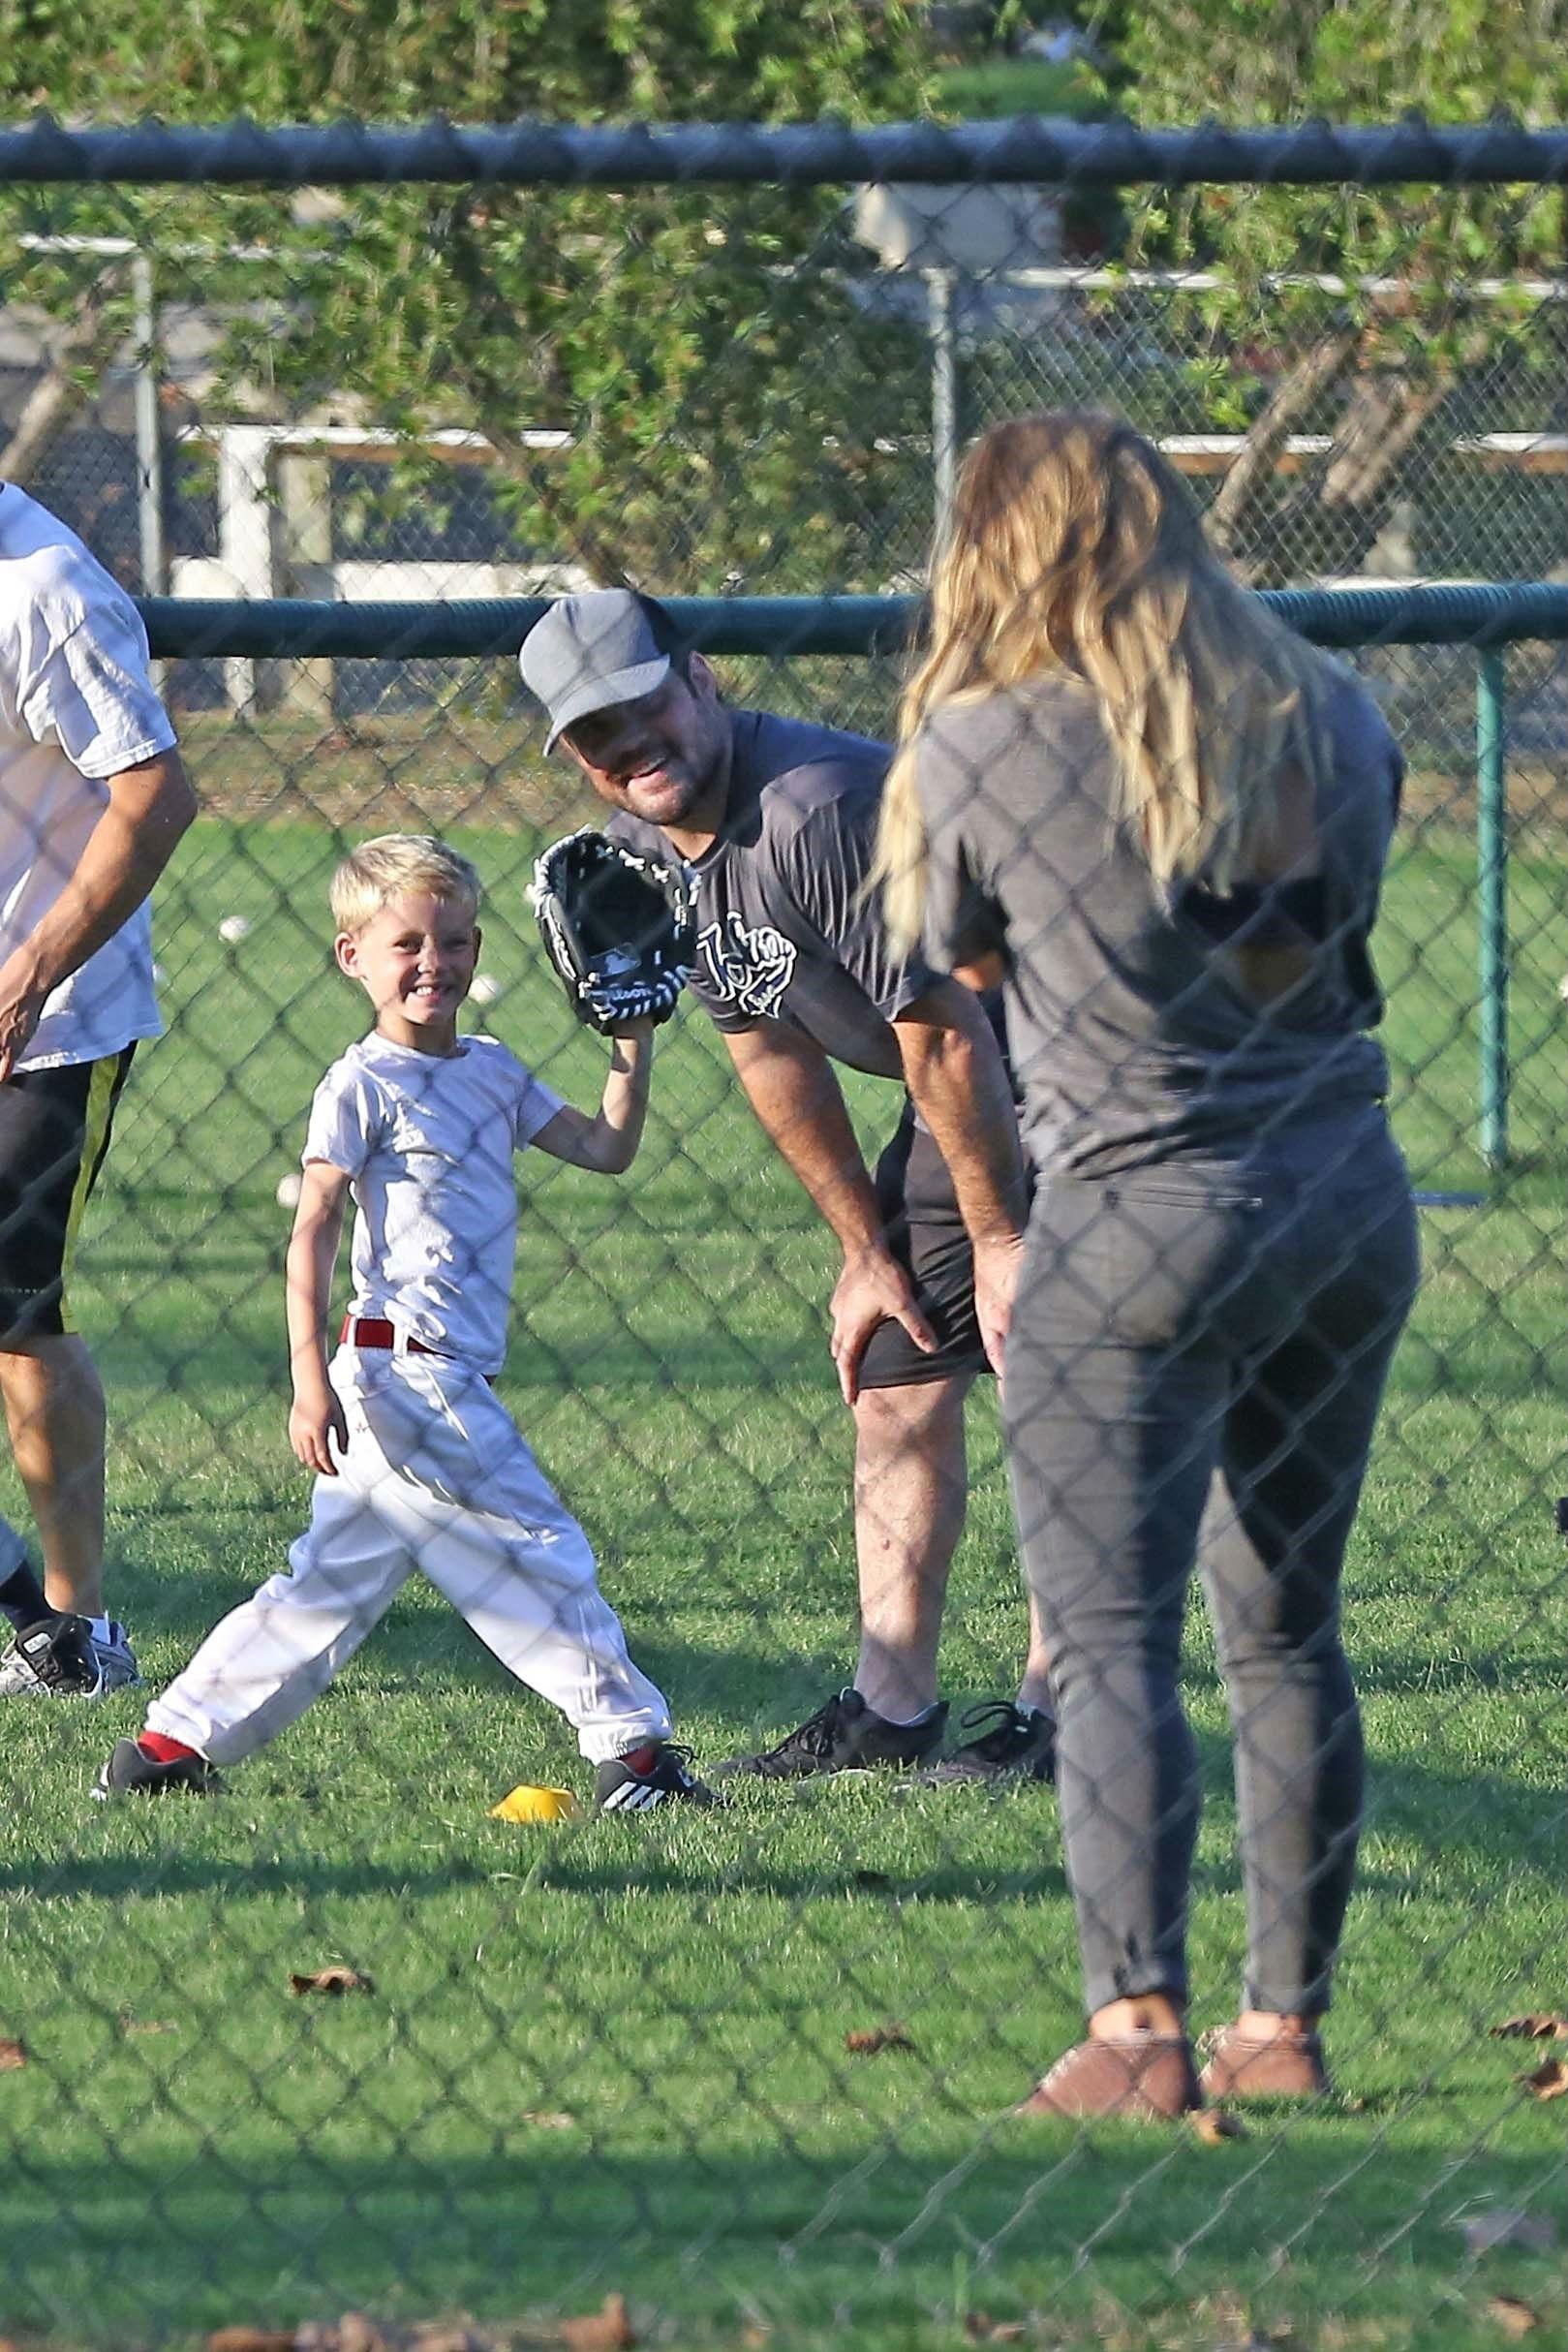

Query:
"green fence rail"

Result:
[[144, 580, 1568, 1167]]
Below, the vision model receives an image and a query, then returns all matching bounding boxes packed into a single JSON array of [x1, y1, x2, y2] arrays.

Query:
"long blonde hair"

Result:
[[877, 411, 1335, 953]]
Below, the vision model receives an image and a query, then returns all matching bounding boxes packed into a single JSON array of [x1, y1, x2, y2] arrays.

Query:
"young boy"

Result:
[[97, 834, 712, 1811]]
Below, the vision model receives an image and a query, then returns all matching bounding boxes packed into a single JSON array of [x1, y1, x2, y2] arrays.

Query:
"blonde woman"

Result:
[[878, 412, 1420, 2120]]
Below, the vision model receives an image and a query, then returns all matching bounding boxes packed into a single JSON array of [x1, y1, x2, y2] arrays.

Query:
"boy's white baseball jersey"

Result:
[[147, 1033, 673, 1766], [311, 1031, 565, 1374]]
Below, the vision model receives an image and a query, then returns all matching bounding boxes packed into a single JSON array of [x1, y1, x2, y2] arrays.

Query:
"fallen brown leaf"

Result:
[[0, 2038, 25, 2070], [1490, 2016, 1568, 2041], [1487, 2299, 1541, 2338], [521, 2111, 577, 2131], [740, 2328, 771, 2350], [1516, 2059, 1568, 2100], [962, 2315, 1028, 2341], [558, 2291, 635, 2351], [206, 2330, 298, 2352], [120, 2014, 178, 2037], [1458, 2209, 1558, 2256], [1190, 2107, 1249, 2143], [410, 2329, 486, 2352], [289, 1968, 375, 1998], [845, 2024, 915, 2056]]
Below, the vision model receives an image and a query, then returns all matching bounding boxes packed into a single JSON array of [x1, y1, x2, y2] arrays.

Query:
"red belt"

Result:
[[339, 1316, 494, 1382], [341, 1315, 443, 1356]]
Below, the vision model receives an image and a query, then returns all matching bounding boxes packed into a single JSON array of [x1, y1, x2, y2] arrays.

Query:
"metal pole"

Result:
[[927, 266, 957, 545], [131, 250, 166, 597], [1475, 649, 1510, 1168]]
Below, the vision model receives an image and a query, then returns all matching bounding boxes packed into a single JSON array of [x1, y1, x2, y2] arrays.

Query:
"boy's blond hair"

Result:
[[330, 835, 482, 936]]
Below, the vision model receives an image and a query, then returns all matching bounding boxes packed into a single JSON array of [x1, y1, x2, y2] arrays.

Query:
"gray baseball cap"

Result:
[[518, 590, 672, 754]]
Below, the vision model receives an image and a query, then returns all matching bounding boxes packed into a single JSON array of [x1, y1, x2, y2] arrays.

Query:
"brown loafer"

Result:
[[1198, 2025, 1328, 2102], [1018, 2033, 1202, 2121]]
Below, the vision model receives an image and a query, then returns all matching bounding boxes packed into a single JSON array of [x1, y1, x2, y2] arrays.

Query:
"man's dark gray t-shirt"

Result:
[[608, 708, 942, 1076], [915, 666, 1402, 1178]]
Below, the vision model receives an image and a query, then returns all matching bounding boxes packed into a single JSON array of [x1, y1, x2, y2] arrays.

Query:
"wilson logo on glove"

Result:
[[530, 828, 697, 1037]]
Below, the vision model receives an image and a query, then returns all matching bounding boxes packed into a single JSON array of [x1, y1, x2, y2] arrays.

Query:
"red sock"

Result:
[[617, 1743, 659, 1776], [138, 1730, 200, 1765]]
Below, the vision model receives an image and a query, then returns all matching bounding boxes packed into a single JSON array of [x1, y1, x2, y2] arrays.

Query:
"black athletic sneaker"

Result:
[[912, 1699, 1057, 1788], [0, 1614, 104, 1697], [712, 1687, 949, 1780], [93, 1738, 221, 1800], [594, 1742, 718, 1812]]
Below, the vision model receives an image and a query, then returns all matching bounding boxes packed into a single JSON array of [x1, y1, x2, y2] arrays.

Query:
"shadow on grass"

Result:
[[0, 1768, 1549, 1912], [7, 1597, 1554, 1902], [1349, 1652, 1565, 1696], [3, 2113, 1562, 2351]]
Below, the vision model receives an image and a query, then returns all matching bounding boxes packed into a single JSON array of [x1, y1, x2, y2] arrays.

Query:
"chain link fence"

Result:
[[1, 121, 1564, 2352]]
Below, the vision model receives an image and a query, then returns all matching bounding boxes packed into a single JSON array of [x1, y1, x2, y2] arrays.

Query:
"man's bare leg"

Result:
[[851, 1374, 972, 1720], [0, 1334, 107, 1618]]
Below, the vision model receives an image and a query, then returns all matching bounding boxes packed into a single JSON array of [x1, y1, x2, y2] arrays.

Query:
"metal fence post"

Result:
[[927, 265, 957, 546], [131, 249, 166, 599], [1475, 648, 1510, 1168]]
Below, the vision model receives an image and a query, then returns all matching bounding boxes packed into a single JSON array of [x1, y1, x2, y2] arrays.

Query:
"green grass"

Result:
[[934, 58, 1106, 123], [0, 814, 1563, 2352]]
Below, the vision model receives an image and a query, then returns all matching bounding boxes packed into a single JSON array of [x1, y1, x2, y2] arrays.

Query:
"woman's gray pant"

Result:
[[1005, 1105, 1420, 2020]]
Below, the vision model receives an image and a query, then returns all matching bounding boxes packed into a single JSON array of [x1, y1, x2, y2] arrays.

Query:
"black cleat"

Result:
[[0, 1614, 105, 1697], [93, 1737, 221, 1801], [911, 1699, 1057, 1788], [594, 1742, 718, 1812], [712, 1687, 948, 1780]]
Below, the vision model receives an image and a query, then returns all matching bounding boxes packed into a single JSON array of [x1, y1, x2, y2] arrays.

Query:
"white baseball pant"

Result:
[[145, 1346, 673, 1767]]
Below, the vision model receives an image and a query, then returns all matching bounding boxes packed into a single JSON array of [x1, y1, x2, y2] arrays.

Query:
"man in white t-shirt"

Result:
[[0, 482, 196, 1697]]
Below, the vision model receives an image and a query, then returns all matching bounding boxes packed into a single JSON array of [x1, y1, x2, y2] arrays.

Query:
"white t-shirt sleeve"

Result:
[[15, 558, 177, 780], [301, 1064, 386, 1178], [511, 1061, 568, 1152]]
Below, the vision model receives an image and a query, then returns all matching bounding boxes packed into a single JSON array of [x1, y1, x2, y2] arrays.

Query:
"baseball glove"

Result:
[[530, 827, 697, 1036]]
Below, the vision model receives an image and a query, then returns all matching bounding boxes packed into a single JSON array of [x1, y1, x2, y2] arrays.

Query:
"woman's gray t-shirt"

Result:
[[916, 667, 1402, 1178]]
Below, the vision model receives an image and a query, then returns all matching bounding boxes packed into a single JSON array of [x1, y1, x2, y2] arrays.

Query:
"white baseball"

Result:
[[275, 1171, 303, 1209], [218, 914, 251, 944], [470, 973, 503, 1006], [151, 962, 168, 986]]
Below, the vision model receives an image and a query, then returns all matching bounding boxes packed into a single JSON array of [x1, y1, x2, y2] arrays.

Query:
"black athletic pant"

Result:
[[1004, 1103, 1420, 2019]]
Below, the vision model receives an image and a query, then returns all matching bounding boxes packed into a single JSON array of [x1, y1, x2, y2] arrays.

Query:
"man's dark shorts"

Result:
[[858, 1098, 1030, 1392], [0, 1047, 135, 1344]]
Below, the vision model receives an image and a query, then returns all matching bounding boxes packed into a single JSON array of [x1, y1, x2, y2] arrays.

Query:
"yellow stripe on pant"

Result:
[[58, 1055, 125, 1335]]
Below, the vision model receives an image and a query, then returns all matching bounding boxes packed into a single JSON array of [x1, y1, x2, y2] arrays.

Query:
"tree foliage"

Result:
[[1090, 0, 1568, 580], [0, 0, 938, 590]]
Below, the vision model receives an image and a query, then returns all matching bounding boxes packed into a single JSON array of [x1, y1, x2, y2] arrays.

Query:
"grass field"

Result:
[[0, 805, 1563, 2352]]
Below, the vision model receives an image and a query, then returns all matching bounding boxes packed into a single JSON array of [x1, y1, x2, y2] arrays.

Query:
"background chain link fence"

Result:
[[0, 120, 1563, 2352]]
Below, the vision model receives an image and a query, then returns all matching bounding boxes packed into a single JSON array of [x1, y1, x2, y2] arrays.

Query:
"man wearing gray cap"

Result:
[[520, 589, 1057, 1786]]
